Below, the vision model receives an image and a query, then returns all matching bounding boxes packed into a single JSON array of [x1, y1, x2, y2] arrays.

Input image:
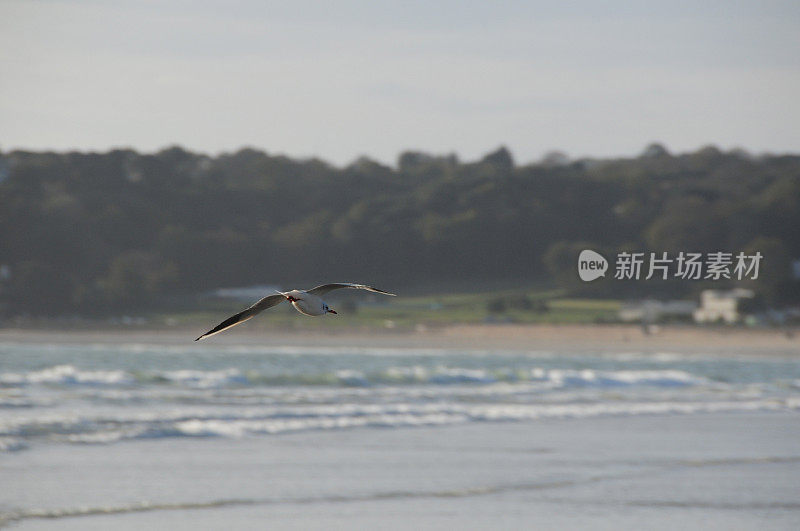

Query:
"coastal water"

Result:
[[1, 334, 799, 529]]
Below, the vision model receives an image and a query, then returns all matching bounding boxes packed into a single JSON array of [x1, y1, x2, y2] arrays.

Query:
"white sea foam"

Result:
[[159, 368, 248, 388], [0, 436, 27, 452], [2, 397, 797, 450], [0, 364, 708, 389], [0, 394, 41, 408], [0, 365, 133, 386], [2, 340, 798, 455], [174, 412, 469, 437]]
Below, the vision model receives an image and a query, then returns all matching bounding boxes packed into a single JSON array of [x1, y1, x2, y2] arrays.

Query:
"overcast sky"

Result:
[[1, 0, 799, 166]]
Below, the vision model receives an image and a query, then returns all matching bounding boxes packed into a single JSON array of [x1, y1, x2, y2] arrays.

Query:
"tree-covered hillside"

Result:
[[1, 144, 798, 316]]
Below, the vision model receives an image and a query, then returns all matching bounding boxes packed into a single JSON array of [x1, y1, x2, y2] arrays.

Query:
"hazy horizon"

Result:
[[3, 140, 796, 170], [2, 0, 799, 166], [3, 139, 798, 167]]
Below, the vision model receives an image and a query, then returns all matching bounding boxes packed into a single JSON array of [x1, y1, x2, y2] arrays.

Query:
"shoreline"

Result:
[[1, 323, 798, 353], [5, 413, 800, 530]]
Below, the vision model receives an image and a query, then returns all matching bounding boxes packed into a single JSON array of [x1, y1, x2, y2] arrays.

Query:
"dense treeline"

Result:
[[0, 144, 798, 316]]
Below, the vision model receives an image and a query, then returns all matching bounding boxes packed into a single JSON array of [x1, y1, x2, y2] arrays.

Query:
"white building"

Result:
[[693, 289, 755, 324]]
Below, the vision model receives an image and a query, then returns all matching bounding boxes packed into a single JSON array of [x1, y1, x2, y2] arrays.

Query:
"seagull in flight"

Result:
[[195, 283, 395, 341]]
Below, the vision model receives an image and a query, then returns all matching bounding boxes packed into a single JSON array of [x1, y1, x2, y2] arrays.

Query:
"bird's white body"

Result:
[[196, 283, 394, 341], [284, 289, 329, 316]]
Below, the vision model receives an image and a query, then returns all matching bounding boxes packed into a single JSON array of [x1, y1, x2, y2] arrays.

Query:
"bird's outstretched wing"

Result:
[[307, 283, 396, 297], [195, 294, 285, 341]]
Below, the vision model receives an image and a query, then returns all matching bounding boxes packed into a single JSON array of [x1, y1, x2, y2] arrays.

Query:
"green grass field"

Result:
[[154, 286, 623, 332]]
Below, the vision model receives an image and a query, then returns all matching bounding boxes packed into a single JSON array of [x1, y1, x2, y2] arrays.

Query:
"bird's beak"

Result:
[[327, 309, 337, 314]]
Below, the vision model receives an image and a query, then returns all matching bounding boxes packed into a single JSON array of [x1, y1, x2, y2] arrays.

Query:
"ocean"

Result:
[[1, 333, 799, 529]]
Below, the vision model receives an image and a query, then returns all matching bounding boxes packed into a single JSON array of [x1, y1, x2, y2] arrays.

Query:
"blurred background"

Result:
[[1, 144, 799, 329], [1, 1, 799, 330]]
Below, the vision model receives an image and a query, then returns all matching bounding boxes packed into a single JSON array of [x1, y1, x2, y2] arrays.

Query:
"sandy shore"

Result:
[[438, 323, 800, 351], [1, 323, 798, 354], [5, 413, 800, 530]]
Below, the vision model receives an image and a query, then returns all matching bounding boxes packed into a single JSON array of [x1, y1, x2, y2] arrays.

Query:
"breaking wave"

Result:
[[0, 364, 708, 389], [2, 343, 798, 455], [2, 398, 797, 450]]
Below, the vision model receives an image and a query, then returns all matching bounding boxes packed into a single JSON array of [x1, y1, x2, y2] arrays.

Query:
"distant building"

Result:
[[693, 289, 754, 324], [618, 299, 697, 323]]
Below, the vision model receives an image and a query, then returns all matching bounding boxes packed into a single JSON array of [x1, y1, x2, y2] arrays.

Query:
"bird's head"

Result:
[[323, 303, 337, 315]]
